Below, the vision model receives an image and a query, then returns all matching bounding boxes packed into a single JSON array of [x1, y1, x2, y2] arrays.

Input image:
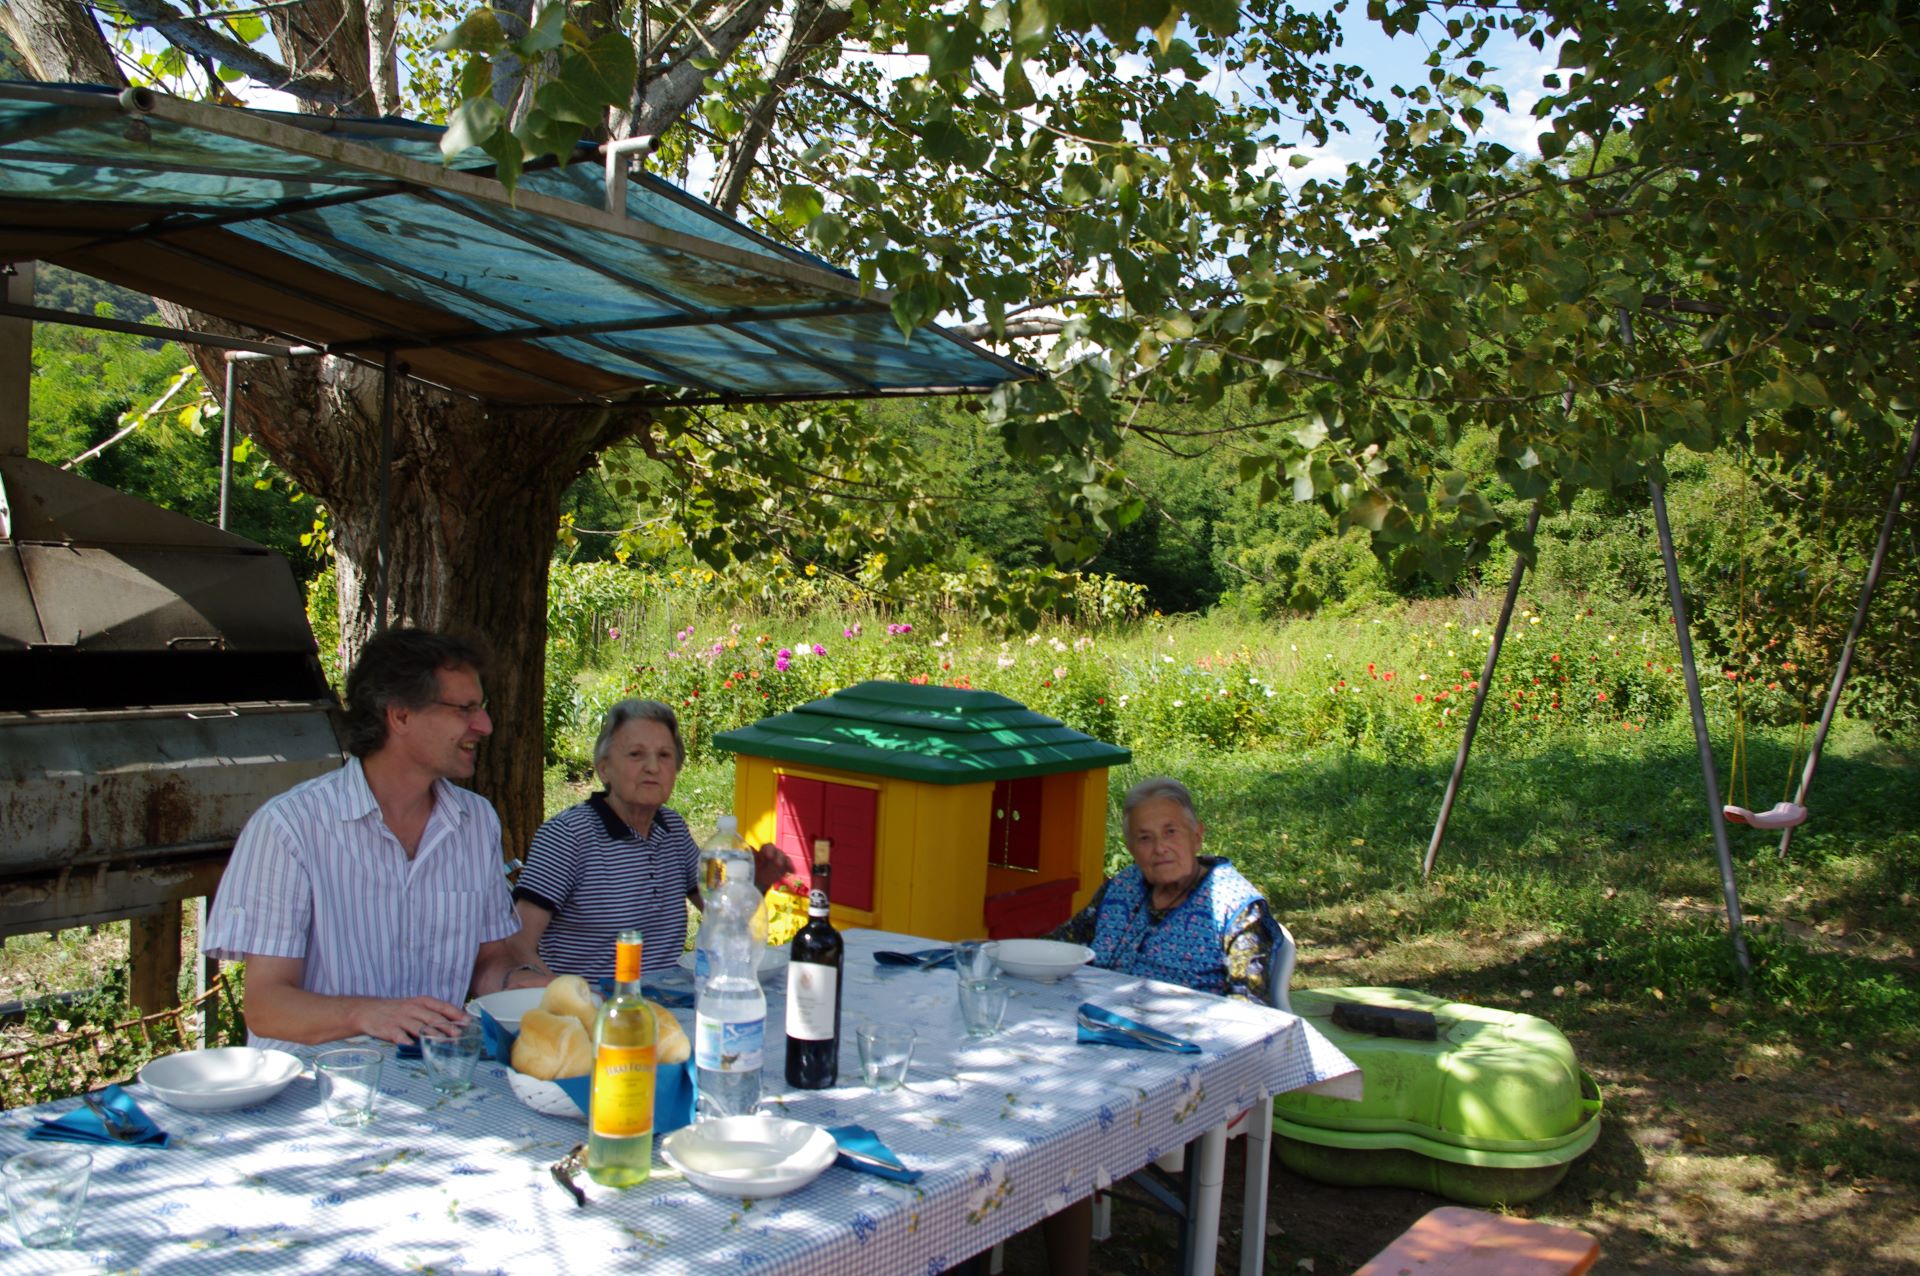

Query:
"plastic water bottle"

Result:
[[694, 815, 752, 993], [695, 846, 765, 1119]]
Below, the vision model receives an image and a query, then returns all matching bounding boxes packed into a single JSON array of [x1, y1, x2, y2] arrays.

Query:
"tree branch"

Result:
[[710, 0, 851, 216], [627, 0, 783, 138], [112, 0, 359, 104]]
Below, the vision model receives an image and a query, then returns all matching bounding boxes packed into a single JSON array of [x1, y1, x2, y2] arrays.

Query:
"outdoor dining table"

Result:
[[0, 928, 1359, 1275]]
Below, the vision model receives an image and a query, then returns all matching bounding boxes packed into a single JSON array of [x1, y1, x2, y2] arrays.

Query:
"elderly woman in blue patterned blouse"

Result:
[[1051, 776, 1278, 1002]]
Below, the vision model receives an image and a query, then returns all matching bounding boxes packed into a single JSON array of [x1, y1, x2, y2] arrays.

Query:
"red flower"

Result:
[[1414, 694, 1425, 703], [1383, 671, 1395, 682], [1436, 691, 1450, 700], [1596, 691, 1608, 701], [1549, 654, 1560, 662], [1367, 663, 1375, 674], [1097, 696, 1106, 704]]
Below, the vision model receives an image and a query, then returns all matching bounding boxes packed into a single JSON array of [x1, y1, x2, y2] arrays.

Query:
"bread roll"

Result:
[[512, 1008, 593, 1080], [540, 974, 598, 1037], [649, 1002, 691, 1065]]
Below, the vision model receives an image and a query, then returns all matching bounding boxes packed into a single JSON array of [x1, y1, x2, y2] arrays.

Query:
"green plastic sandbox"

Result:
[[1273, 987, 1602, 1206]]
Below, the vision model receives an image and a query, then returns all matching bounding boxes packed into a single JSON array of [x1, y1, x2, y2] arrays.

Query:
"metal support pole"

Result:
[[1779, 412, 1920, 858], [218, 356, 236, 530], [1423, 502, 1542, 879], [374, 348, 398, 633], [1650, 475, 1753, 974], [1, 261, 34, 456]]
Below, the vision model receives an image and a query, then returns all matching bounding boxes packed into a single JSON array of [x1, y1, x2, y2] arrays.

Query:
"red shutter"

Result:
[[822, 782, 878, 911], [773, 775, 823, 883], [774, 775, 877, 912], [1005, 776, 1043, 871]]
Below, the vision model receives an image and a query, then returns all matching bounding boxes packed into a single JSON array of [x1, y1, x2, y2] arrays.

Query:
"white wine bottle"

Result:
[[587, 929, 657, 1187]]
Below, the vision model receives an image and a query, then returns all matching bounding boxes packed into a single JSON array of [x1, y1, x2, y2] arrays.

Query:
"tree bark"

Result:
[[203, 343, 652, 855], [0, 0, 122, 83]]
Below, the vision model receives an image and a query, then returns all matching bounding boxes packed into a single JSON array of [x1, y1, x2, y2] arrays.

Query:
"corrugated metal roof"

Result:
[[0, 82, 1032, 406], [714, 680, 1131, 783]]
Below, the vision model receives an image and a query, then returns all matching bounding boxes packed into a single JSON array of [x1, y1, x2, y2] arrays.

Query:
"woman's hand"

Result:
[[752, 842, 793, 893]]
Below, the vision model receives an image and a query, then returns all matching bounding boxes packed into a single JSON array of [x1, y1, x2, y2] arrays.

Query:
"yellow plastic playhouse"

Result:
[[714, 681, 1130, 941]]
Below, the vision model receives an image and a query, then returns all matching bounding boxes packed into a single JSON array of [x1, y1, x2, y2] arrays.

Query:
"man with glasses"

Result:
[[206, 628, 545, 1051]]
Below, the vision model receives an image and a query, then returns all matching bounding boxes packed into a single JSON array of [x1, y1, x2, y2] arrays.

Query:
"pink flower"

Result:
[[775, 656, 790, 672], [812, 643, 827, 656], [777, 648, 792, 659], [607, 627, 621, 640]]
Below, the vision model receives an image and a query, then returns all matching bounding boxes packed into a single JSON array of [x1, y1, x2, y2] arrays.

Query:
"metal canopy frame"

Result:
[[0, 82, 1033, 409]]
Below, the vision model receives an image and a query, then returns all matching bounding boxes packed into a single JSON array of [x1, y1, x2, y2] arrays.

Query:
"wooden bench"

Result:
[[1354, 1206, 1599, 1276]]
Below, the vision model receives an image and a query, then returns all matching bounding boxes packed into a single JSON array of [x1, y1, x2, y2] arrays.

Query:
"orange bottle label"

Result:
[[591, 1044, 656, 1139], [614, 940, 643, 983]]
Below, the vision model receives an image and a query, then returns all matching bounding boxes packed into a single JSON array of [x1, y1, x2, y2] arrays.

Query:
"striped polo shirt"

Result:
[[204, 756, 520, 1052], [514, 794, 700, 980]]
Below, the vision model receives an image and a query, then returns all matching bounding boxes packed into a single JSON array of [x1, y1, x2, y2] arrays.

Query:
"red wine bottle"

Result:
[[785, 839, 843, 1089]]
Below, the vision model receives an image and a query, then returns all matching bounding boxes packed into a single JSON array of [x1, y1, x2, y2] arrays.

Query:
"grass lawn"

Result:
[[986, 719, 1918, 1274]]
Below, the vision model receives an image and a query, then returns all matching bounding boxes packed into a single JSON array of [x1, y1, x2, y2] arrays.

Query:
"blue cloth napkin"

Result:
[[827, 1124, 922, 1183], [476, 1005, 516, 1064], [555, 1063, 696, 1136], [873, 948, 954, 971], [1075, 1002, 1201, 1054], [396, 1037, 423, 1061], [29, 1084, 171, 1148]]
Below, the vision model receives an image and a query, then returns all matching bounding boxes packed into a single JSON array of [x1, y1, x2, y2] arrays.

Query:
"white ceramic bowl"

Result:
[[987, 939, 1095, 982], [506, 1068, 586, 1120], [677, 946, 790, 979], [138, 1047, 304, 1112], [468, 987, 548, 1033], [660, 1115, 837, 1198]]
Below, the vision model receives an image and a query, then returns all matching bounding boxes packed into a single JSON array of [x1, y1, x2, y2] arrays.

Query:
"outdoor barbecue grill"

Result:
[[0, 451, 344, 1010]]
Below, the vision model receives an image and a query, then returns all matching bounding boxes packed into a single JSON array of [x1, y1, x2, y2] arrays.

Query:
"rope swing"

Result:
[[1720, 459, 1808, 832]]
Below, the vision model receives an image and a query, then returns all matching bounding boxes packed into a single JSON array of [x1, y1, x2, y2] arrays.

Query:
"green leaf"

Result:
[[778, 184, 826, 229], [536, 34, 637, 126], [441, 94, 506, 161], [517, 0, 570, 56], [432, 9, 509, 54]]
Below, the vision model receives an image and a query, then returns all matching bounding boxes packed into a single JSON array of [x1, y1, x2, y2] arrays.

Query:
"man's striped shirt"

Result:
[[203, 756, 519, 1052], [513, 794, 699, 980]]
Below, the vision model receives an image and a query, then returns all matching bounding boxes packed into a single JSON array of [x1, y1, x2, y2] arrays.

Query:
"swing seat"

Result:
[[1723, 801, 1808, 830]]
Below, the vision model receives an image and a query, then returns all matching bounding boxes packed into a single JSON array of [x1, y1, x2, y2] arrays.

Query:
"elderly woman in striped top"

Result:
[[509, 700, 784, 983]]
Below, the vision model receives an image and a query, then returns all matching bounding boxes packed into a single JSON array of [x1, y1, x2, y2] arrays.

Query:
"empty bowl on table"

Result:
[[468, 987, 549, 1033], [986, 939, 1095, 982], [137, 1047, 304, 1112], [659, 1115, 837, 1198], [506, 1069, 585, 1120]]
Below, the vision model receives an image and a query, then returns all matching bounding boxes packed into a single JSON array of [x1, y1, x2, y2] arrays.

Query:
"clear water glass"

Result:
[[855, 1024, 916, 1091], [4, 1148, 91, 1248], [421, 1021, 483, 1095], [952, 939, 995, 981], [316, 1047, 384, 1126], [958, 976, 1010, 1038]]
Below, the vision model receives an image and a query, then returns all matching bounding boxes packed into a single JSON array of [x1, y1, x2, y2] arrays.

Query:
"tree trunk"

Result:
[[8, 0, 659, 852], [205, 344, 649, 856]]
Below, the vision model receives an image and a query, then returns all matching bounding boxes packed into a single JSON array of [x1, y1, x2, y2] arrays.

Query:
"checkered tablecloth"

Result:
[[0, 930, 1357, 1274]]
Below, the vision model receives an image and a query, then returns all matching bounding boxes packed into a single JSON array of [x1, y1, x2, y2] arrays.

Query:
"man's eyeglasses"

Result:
[[434, 698, 490, 718]]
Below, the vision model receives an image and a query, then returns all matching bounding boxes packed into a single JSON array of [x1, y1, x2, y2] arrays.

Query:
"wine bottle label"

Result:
[[695, 1015, 765, 1072], [591, 1044, 656, 1138], [785, 962, 839, 1040]]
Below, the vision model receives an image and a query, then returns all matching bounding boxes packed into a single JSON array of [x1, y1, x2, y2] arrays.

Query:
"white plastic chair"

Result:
[[1091, 921, 1298, 1276]]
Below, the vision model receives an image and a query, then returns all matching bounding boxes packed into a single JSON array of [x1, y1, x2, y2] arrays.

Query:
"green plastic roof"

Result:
[[714, 680, 1130, 784], [0, 83, 1031, 407]]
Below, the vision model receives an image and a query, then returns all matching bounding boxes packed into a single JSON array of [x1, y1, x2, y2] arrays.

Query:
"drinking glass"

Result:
[[952, 939, 995, 981], [958, 976, 1009, 1038], [855, 1024, 916, 1091], [421, 1021, 483, 1095], [316, 1047, 384, 1126], [4, 1148, 91, 1248]]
